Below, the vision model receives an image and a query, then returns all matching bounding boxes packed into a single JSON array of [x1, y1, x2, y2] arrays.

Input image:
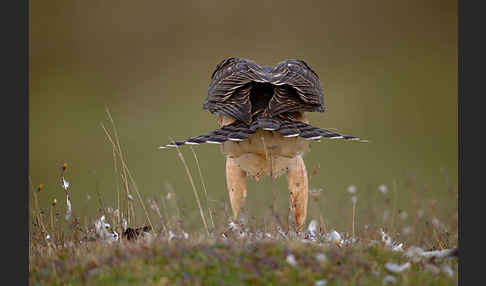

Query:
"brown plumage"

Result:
[[160, 57, 367, 232], [161, 58, 365, 147]]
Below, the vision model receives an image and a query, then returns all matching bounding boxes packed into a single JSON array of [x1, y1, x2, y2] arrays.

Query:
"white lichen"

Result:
[[385, 262, 410, 273], [382, 275, 397, 284], [286, 254, 297, 267]]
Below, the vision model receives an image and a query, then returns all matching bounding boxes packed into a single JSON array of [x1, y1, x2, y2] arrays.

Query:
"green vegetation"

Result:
[[29, 226, 457, 285], [29, 111, 457, 285]]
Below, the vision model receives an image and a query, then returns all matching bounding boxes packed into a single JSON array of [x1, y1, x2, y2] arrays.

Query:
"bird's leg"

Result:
[[226, 156, 247, 222], [287, 155, 309, 232]]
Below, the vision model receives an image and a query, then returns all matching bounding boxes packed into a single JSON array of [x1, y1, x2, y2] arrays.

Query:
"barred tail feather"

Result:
[[159, 122, 255, 149], [277, 120, 368, 142], [159, 120, 367, 149]]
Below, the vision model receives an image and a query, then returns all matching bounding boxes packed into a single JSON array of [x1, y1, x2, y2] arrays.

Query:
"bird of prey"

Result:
[[160, 57, 366, 232]]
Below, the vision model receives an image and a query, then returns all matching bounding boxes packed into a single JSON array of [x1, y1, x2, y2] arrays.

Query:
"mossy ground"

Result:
[[29, 224, 458, 286]]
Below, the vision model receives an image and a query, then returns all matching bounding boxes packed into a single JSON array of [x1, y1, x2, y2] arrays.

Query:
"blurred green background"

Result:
[[30, 0, 457, 231]]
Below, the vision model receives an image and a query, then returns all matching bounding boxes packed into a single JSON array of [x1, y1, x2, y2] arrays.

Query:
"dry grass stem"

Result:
[[101, 108, 155, 235], [170, 137, 210, 237], [190, 146, 215, 229]]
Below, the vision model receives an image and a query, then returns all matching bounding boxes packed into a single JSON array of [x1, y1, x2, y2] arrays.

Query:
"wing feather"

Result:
[[203, 57, 268, 123], [267, 59, 325, 116]]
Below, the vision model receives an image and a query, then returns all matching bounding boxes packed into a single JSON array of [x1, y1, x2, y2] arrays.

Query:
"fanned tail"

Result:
[[159, 119, 368, 149]]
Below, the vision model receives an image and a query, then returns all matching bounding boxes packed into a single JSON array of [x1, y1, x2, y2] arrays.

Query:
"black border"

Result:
[[459, 0, 483, 285], [3, 0, 28, 284]]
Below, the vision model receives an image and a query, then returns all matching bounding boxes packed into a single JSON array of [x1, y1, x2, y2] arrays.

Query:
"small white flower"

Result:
[[385, 262, 410, 273], [351, 195, 358, 204], [61, 177, 70, 191], [382, 275, 397, 284], [127, 193, 134, 201], [308, 220, 318, 235], [94, 215, 117, 242], [347, 185, 357, 194], [169, 231, 176, 240], [65, 195, 72, 220], [314, 253, 327, 264], [183, 231, 189, 239], [229, 221, 239, 230], [46, 234, 51, 240], [380, 229, 404, 251], [314, 280, 327, 286], [378, 184, 388, 194], [286, 254, 297, 267], [327, 230, 342, 245], [101, 217, 110, 229], [380, 229, 393, 247]]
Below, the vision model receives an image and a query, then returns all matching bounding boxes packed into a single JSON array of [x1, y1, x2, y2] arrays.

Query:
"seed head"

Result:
[[37, 184, 43, 192], [378, 184, 388, 194], [61, 177, 70, 191], [347, 185, 357, 194]]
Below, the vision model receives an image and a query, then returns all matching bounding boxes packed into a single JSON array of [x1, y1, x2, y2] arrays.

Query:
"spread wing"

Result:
[[266, 59, 325, 117], [203, 57, 269, 124]]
